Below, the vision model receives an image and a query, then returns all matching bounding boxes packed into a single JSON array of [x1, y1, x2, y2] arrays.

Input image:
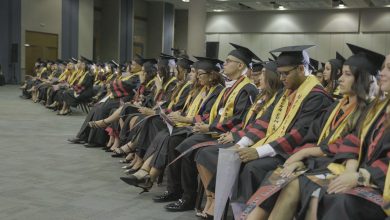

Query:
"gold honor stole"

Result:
[[317, 96, 357, 145], [384, 161, 390, 215], [58, 70, 70, 81], [209, 76, 252, 125], [121, 71, 142, 81], [167, 81, 192, 109], [37, 67, 47, 78], [70, 70, 84, 85], [163, 77, 177, 91], [146, 77, 156, 88], [252, 75, 320, 148], [175, 86, 216, 127], [243, 94, 277, 128]]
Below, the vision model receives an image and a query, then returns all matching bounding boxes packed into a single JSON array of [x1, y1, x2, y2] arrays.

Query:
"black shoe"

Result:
[[84, 143, 99, 148], [153, 191, 182, 203], [120, 175, 153, 193], [165, 199, 195, 212], [67, 137, 85, 144]]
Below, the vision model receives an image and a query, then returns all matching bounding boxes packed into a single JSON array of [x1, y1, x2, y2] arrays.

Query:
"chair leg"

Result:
[[222, 198, 230, 220]]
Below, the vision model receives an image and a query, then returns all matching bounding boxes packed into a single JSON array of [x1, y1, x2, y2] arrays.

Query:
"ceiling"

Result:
[[147, 0, 390, 11]]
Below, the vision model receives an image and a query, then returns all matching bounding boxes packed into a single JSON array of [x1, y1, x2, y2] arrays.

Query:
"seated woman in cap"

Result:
[[59, 57, 95, 115], [246, 45, 387, 220], [194, 61, 283, 219], [68, 59, 155, 148], [322, 55, 344, 100], [119, 57, 225, 192]]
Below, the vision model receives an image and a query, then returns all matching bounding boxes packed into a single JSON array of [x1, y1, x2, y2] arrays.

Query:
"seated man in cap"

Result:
[[163, 43, 259, 212], [220, 45, 333, 215]]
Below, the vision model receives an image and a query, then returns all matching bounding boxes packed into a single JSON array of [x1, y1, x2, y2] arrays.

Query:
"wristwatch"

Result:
[[357, 171, 366, 186]]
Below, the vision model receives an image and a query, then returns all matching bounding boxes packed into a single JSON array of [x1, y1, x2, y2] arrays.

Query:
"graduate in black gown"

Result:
[[214, 45, 333, 216], [67, 57, 149, 147], [60, 56, 95, 115], [244, 43, 381, 220], [194, 61, 283, 218], [250, 44, 387, 220], [163, 43, 260, 212], [119, 56, 225, 193]]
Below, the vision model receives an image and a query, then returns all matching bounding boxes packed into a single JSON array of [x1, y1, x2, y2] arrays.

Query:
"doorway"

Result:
[[25, 31, 58, 76]]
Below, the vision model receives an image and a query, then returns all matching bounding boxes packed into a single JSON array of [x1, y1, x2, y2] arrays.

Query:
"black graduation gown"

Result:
[[232, 86, 333, 203], [126, 83, 192, 157], [297, 107, 389, 220], [168, 82, 258, 200], [62, 72, 94, 107]]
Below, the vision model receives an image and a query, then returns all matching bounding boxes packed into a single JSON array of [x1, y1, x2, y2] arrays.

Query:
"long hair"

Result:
[[142, 63, 157, 86], [324, 61, 341, 95], [341, 65, 371, 135], [254, 70, 283, 113], [158, 64, 171, 85]]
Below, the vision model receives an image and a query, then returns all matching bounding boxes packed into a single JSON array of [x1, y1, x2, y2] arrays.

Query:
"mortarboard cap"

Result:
[[345, 43, 385, 75], [270, 45, 315, 67], [263, 61, 278, 73], [109, 60, 119, 68], [133, 54, 145, 66], [193, 56, 224, 72], [336, 52, 346, 63], [309, 58, 319, 71], [252, 62, 264, 72], [228, 43, 261, 67], [269, 52, 278, 61], [177, 57, 194, 70]]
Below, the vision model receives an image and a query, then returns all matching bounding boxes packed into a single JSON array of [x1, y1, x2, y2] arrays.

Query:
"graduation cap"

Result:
[[345, 43, 385, 75], [269, 52, 278, 61], [228, 43, 261, 67], [142, 58, 158, 65], [309, 58, 319, 72], [336, 52, 346, 63], [270, 45, 315, 67], [133, 54, 145, 66], [252, 62, 264, 72], [176, 57, 194, 70], [109, 60, 119, 68], [120, 64, 127, 72], [193, 56, 223, 72], [143, 58, 158, 71], [80, 56, 93, 65], [158, 53, 177, 67], [263, 61, 278, 73]]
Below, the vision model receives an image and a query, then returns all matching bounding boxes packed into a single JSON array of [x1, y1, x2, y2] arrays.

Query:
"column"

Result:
[[119, 0, 134, 63], [62, 0, 79, 59], [187, 0, 206, 57]]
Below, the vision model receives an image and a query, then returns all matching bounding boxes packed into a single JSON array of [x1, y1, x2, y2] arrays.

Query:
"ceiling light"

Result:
[[182, 0, 189, 2], [338, 3, 345, 8], [213, 9, 224, 12], [24, 44, 30, 47], [278, 5, 285, 9]]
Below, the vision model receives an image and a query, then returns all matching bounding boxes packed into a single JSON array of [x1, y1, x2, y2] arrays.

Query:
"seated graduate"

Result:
[[119, 56, 224, 192], [256, 44, 388, 220], [21, 60, 49, 101], [194, 60, 283, 218], [44, 60, 71, 108], [110, 56, 194, 159], [244, 43, 380, 220], [67, 57, 153, 147], [215, 45, 333, 214], [58, 56, 95, 115], [163, 43, 259, 213], [322, 52, 345, 99]]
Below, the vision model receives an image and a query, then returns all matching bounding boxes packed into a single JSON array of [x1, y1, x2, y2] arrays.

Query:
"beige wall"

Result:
[[21, 0, 62, 77], [206, 8, 390, 62], [207, 32, 390, 64], [78, 0, 94, 59]]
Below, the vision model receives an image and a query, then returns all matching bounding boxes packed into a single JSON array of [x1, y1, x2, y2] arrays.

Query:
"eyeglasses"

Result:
[[225, 59, 242, 65], [278, 66, 299, 77]]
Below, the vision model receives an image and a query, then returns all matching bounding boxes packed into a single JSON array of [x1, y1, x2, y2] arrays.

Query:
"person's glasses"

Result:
[[278, 66, 299, 77], [225, 59, 241, 64]]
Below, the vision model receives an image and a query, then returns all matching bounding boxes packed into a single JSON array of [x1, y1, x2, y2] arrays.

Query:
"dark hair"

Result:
[[208, 71, 225, 87], [143, 62, 157, 86], [263, 69, 283, 101], [324, 61, 341, 94], [341, 65, 371, 135], [158, 64, 171, 85]]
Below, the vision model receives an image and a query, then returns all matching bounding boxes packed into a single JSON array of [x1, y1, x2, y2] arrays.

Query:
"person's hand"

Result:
[[218, 132, 234, 144], [237, 148, 259, 163], [280, 161, 305, 178], [168, 111, 183, 123], [138, 107, 155, 116], [284, 150, 306, 166], [327, 172, 359, 194], [192, 122, 209, 133]]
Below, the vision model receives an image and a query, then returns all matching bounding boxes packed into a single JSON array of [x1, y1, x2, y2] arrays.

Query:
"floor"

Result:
[[0, 85, 195, 220]]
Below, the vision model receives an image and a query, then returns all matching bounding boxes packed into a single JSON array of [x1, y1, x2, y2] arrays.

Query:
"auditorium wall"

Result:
[[205, 8, 390, 62]]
